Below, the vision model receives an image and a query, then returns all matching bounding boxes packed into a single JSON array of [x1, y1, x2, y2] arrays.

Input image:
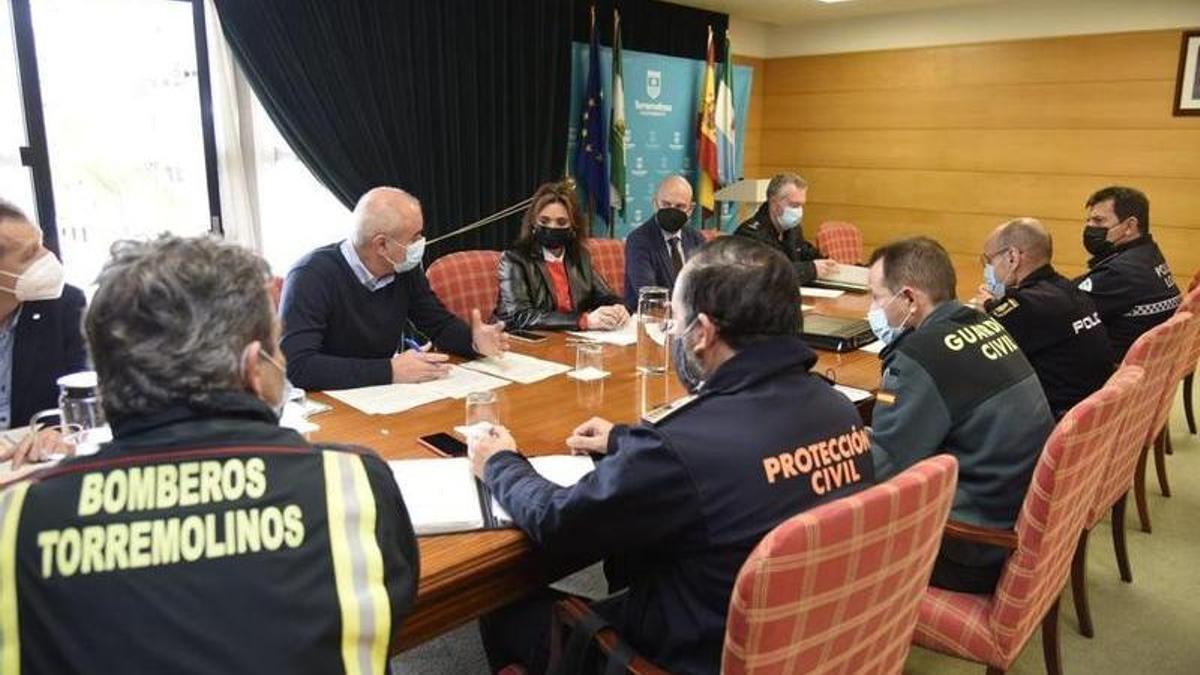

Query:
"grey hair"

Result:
[[85, 234, 274, 421], [766, 172, 808, 202], [995, 217, 1052, 264], [351, 187, 420, 248]]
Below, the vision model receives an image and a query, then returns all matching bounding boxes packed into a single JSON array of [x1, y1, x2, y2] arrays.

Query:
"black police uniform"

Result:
[[1074, 235, 1182, 360], [984, 264, 1115, 418], [0, 393, 418, 675], [733, 203, 822, 285], [482, 336, 874, 674]]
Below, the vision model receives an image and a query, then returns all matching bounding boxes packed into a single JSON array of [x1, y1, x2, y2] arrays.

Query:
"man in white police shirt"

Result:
[[0, 236, 417, 674], [470, 237, 873, 674], [1076, 186, 1182, 360], [974, 217, 1115, 418]]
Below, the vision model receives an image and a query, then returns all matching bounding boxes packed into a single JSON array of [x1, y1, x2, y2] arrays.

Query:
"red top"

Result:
[[544, 258, 588, 329]]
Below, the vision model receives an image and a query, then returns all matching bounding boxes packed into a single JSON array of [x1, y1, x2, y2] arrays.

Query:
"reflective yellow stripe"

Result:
[[0, 483, 30, 675], [324, 452, 391, 674], [324, 452, 362, 675], [348, 455, 391, 671]]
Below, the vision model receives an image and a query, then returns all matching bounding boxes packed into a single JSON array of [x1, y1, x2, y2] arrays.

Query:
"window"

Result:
[[0, 2, 34, 217]]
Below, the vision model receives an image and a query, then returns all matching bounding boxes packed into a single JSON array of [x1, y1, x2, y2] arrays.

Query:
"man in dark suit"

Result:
[[622, 175, 706, 311], [0, 200, 87, 464]]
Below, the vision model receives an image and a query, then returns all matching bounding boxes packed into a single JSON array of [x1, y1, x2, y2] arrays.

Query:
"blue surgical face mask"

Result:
[[866, 292, 909, 346], [778, 205, 803, 230], [983, 264, 1006, 298], [671, 316, 705, 393], [386, 236, 426, 274]]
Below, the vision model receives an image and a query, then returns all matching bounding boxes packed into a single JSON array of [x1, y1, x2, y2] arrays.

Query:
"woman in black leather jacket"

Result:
[[494, 182, 629, 331]]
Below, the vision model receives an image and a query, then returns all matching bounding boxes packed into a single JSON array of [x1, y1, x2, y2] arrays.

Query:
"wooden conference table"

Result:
[[309, 291, 880, 651]]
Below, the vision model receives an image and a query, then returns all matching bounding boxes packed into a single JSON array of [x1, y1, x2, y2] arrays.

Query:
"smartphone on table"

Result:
[[507, 329, 547, 343], [418, 432, 469, 458]]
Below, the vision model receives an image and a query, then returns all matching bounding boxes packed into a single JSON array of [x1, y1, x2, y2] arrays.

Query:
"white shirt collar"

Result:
[[542, 246, 566, 263], [339, 239, 395, 292]]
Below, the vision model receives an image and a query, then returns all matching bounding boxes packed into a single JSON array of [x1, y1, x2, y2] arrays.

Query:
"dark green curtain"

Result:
[[212, 0, 572, 259]]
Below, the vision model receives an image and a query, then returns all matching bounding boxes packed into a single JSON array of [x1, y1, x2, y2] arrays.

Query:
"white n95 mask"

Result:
[[0, 253, 65, 302]]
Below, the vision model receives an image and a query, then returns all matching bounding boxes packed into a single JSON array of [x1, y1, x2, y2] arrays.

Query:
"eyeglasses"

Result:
[[979, 247, 1013, 267]]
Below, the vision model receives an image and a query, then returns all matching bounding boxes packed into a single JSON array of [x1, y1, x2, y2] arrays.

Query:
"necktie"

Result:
[[669, 237, 684, 279]]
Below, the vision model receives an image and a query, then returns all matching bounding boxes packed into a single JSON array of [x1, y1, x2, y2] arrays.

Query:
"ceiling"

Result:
[[675, 0, 1006, 25]]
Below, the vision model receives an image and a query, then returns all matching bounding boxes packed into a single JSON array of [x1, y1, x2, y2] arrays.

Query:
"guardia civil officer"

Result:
[[1075, 186, 1182, 359], [0, 235, 418, 674], [867, 236, 1054, 594], [470, 236, 874, 674], [974, 218, 1115, 418], [733, 172, 838, 286]]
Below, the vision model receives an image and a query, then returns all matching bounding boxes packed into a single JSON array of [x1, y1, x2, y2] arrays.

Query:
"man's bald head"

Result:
[[654, 175, 694, 213], [989, 217, 1052, 267], [351, 187, 423, 248]]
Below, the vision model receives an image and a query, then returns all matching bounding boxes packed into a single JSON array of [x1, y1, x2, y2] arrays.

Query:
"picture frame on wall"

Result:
[[1174, 29, 1200, 116]]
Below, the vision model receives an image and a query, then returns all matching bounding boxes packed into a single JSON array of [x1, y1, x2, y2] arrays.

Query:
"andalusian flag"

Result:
[[608, 10, 626, 217], [696, 26, 719, 214], [715, 29, 736, 187]]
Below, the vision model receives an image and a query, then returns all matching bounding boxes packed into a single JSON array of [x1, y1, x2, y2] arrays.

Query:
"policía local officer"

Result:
[[1075, 185, 1182, 359], [866, 236, 1053, 594], [469, 236, 874, 674], [734, 172, 838, 286], [0, 235, 418, 674], [974, 218, 1115, 418]]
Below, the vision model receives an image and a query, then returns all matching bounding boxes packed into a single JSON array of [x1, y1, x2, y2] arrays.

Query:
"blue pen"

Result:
[[402, 337, 423, 352]]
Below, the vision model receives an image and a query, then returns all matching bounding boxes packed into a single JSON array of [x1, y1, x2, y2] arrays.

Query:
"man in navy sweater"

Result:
[[280, 187, 508, 391]]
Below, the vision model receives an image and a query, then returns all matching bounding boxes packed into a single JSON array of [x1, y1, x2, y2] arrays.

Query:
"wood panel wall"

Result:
[[746, 30, 1200, 293]]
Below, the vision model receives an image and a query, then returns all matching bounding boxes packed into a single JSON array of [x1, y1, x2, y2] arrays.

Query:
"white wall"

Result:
[[735, 0, 1200, 58]]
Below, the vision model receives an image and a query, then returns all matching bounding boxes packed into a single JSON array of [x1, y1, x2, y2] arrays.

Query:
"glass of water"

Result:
[[575, 343, 604, 378], [637, 287, 670, 374], [465, 390, 499, 427]]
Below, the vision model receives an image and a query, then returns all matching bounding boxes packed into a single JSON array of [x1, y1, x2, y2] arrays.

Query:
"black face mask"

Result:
[[535, 226, 574, 250], [655, 207, 688, 234], [1083, 226, 1115, 258]]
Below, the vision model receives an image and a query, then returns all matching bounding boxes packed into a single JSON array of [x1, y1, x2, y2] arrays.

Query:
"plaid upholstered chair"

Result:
[[425, 250, 502, 323], [547, 456, 959, 675], [1118, 312, 1197, 533], [583, 238, 625, 298], [1180, 270, 1200, 434], [816, 222, 863, 265], [1068, 366, 1149, 637], [912, 370, 1137, 675]]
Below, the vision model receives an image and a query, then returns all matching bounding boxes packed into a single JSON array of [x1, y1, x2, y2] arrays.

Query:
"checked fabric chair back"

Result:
[[816, 222, 863, 265], [425, 250, 502, 323], [583, 238, 625, 298]]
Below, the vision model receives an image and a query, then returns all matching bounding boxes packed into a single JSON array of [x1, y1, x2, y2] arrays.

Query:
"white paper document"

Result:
[[801, 304, 814, 312], [818, 264, 869, 287], [460, 352, 572, 384], [566, 320, 638, 346], [325, 366, 509, 415], [388, 457, 485, 535], [800, 286, 845, 299], [858, 340, 885, 355], [491, 455, 595, 524], [833, 384, 874, 403], [427, 365, 511, 399]]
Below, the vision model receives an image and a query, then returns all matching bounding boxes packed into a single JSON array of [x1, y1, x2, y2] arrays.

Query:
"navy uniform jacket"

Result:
[[1074, 235, 1182, 360], [11, 285, 88, 428], [984, 265, 1115, 418], [733, 202, 821, 285], [0, 393, 418, 674], [484, 336, 873, 674], [622, 215, 705, 310]]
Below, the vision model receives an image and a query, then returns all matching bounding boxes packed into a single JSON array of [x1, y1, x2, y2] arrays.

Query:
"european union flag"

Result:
[[574, 6, 607, 227]]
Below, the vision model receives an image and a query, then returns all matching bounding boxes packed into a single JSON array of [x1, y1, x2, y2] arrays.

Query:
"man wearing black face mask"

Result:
[[1075, 186, 1181, 359], [470, 237, 873, 674], [621, 175, 705, 311]]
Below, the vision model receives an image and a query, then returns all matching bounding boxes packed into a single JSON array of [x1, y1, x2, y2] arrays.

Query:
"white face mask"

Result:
[[0, 252, 65, 302], [778, 205, 803, 230], [385, 236, 426, 274]]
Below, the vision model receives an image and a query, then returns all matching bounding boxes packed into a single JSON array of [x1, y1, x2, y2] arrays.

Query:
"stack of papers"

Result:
[[818, 264, 870, 287], [800, 286, 845, 299], [858, 341, 885, 355], [833, 384, 874, 403], [326, 365, 510, 415], [387, 454, 595, 535], [566, 320, 638, 346], [460, 352, 572, 385]]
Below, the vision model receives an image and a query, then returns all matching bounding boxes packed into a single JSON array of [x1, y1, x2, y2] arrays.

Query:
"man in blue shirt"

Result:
[[0, 200, 87, 465], [280, 187, 508, 391], [622, 175, 705, 311]]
